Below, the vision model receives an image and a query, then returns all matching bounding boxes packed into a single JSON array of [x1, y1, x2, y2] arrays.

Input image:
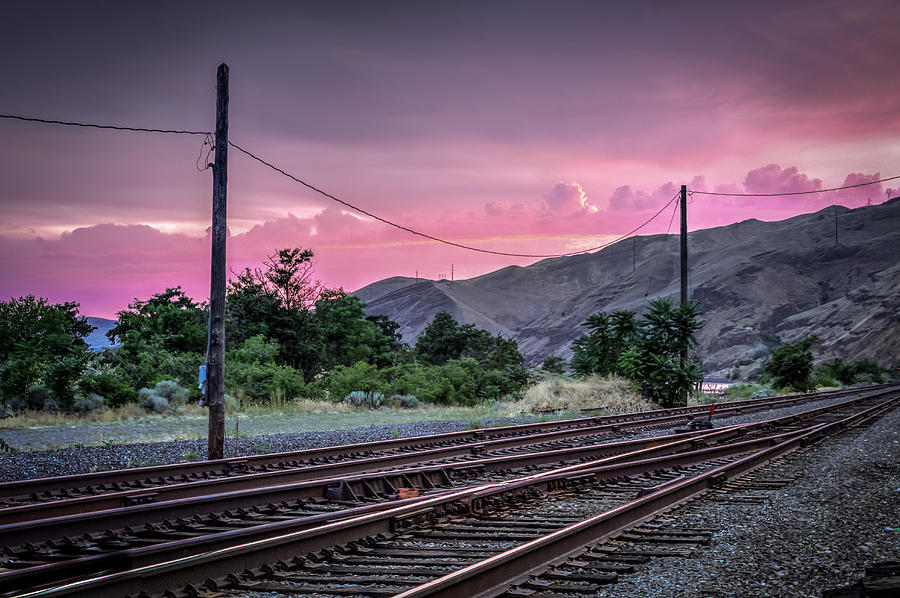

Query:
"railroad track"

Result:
[[0, 386, 871, 515], [1, 386, 896, 597]]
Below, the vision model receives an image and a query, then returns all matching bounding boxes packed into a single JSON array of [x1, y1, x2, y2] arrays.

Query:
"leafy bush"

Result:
[[26, 383, 58, 412], [389, 394, 423, 409], [541, 355, 567, 375], [343, 390, 383, 409], [152, 380, 189, 407], [101, 346, 202, 399], [816, 358, 891, 386], [72, 393, 106, 414], [137, 379, 188, 413], [2, 394, 26, 412], [138, 389, 169, 413], [322, 361, 382, 402], [77, 370, 137, 407], [724, 382, 772, 400], [226, 336, 306, 402], [763, 337, 817, 392], [815, 371, 839, 388]]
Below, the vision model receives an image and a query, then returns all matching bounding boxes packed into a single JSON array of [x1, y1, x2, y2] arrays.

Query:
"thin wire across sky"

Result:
[[1, 112, 897, 259]]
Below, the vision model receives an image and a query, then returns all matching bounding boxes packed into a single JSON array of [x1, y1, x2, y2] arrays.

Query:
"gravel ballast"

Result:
[[592, 405, 900, 597], [0, 397, 896, 597]]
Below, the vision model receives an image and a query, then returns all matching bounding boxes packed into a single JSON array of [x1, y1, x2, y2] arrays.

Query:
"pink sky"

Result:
[[1, 1, 899, 318]]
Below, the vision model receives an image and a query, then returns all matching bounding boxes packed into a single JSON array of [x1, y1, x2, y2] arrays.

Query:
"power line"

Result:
[[689, 174, 900, 198], [0, 113, 210, 136], [643, 197, 681, 300], [230, 140, 680, 258], [0, 111, 678, 259]]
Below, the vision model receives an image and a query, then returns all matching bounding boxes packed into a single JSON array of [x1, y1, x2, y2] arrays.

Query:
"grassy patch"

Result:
[[516, 375, 657, 414], [0, 382, 655, 451]]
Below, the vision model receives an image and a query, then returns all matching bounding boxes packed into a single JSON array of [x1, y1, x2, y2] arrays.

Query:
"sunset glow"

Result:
[[1, 1, 898, 317]]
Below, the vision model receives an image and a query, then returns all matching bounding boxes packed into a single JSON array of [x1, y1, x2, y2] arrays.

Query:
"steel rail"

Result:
[[391, 395, 900, 598], [1, 385, 874, 503], [0, 410, 775, 547], [7, 391, 896, 598], [2, 386, 889, 526]]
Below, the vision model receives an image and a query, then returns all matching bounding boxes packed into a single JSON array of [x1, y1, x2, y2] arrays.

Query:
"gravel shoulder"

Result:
[[594, 405, 900, 597]]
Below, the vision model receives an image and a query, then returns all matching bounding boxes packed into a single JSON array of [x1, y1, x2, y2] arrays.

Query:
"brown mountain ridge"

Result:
[[354, 198, 900, 376]]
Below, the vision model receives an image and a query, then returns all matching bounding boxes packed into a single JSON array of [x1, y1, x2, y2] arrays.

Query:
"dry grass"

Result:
[[240, 398, 355, 415], [514, 375, 658, 414]]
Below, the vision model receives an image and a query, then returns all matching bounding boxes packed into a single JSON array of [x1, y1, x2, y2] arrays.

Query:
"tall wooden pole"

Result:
[[207, 63, 229, 460], [680, 185, 688, 307], [679, 184, 688, 406]]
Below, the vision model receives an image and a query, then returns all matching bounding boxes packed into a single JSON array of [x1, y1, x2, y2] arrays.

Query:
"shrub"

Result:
[[152, 380, 189, 407], [138, 389, 169, 413], [540, 355, 567, 375], [323, 361, 383, 402], [72, 393, 106, 414], [77, 370, 137, 407], [26, 383, 57, 412], [724, 382, 772, 400], [228, 361, 306, 402], [763, 336, 817, 392], [815, 371, 839, 388], [137, 379, 188, 413], [389, 394, 423, 409], [343, 390, 383, 409]]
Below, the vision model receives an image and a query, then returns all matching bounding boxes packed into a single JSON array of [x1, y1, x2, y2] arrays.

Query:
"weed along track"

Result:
[[0, 387, 896, 597]]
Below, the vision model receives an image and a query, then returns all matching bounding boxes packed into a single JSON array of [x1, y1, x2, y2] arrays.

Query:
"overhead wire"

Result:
[[643, 197, 681, 301], [689, 174, 900, 197], [228, 140, 681, 259], [4, 112, 685, 259], [0, 113, 210, 136], [9, 111, 891, 260]]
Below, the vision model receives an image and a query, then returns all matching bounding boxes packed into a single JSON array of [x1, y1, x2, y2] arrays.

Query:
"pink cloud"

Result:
[[608, 182, 678, 211], [541, 182, 598, 217], [743, 164, 822, 195], [1, 165, 892, 318], [832, 172, 885, 206]]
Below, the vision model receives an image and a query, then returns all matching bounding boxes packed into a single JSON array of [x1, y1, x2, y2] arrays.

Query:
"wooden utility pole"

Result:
[[679, 184, 689, 406], [207, 63, 229, 460], [680, 185, 688, 307]]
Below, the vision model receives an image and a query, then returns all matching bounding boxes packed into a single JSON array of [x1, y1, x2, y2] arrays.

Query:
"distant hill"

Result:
[[84, 317, 117, 351], [354, 198, 900, 377]]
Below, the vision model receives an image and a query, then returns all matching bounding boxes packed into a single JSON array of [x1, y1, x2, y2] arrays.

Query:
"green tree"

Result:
[[104, 287, 206, 391], [541, 355, 567, 374], [366, 313, 406, 365], [225, 248, 402, 383], [107, 287, 206, 353], [0, 296, 94, 408], [764, 336, 818, 392], [225, 335, 305, 402], [631, 299, 703, 407], [571, 299, 703, 407], [314, 290, 397, 371], [570, 310, 638, 376], [415, 311, 494, 365]]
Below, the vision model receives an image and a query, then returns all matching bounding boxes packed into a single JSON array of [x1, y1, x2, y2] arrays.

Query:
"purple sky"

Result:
[[1, 1, 899, 317]]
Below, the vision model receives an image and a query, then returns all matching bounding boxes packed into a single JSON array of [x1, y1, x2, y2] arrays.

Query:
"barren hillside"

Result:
[[354, 199, 900, 376]]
